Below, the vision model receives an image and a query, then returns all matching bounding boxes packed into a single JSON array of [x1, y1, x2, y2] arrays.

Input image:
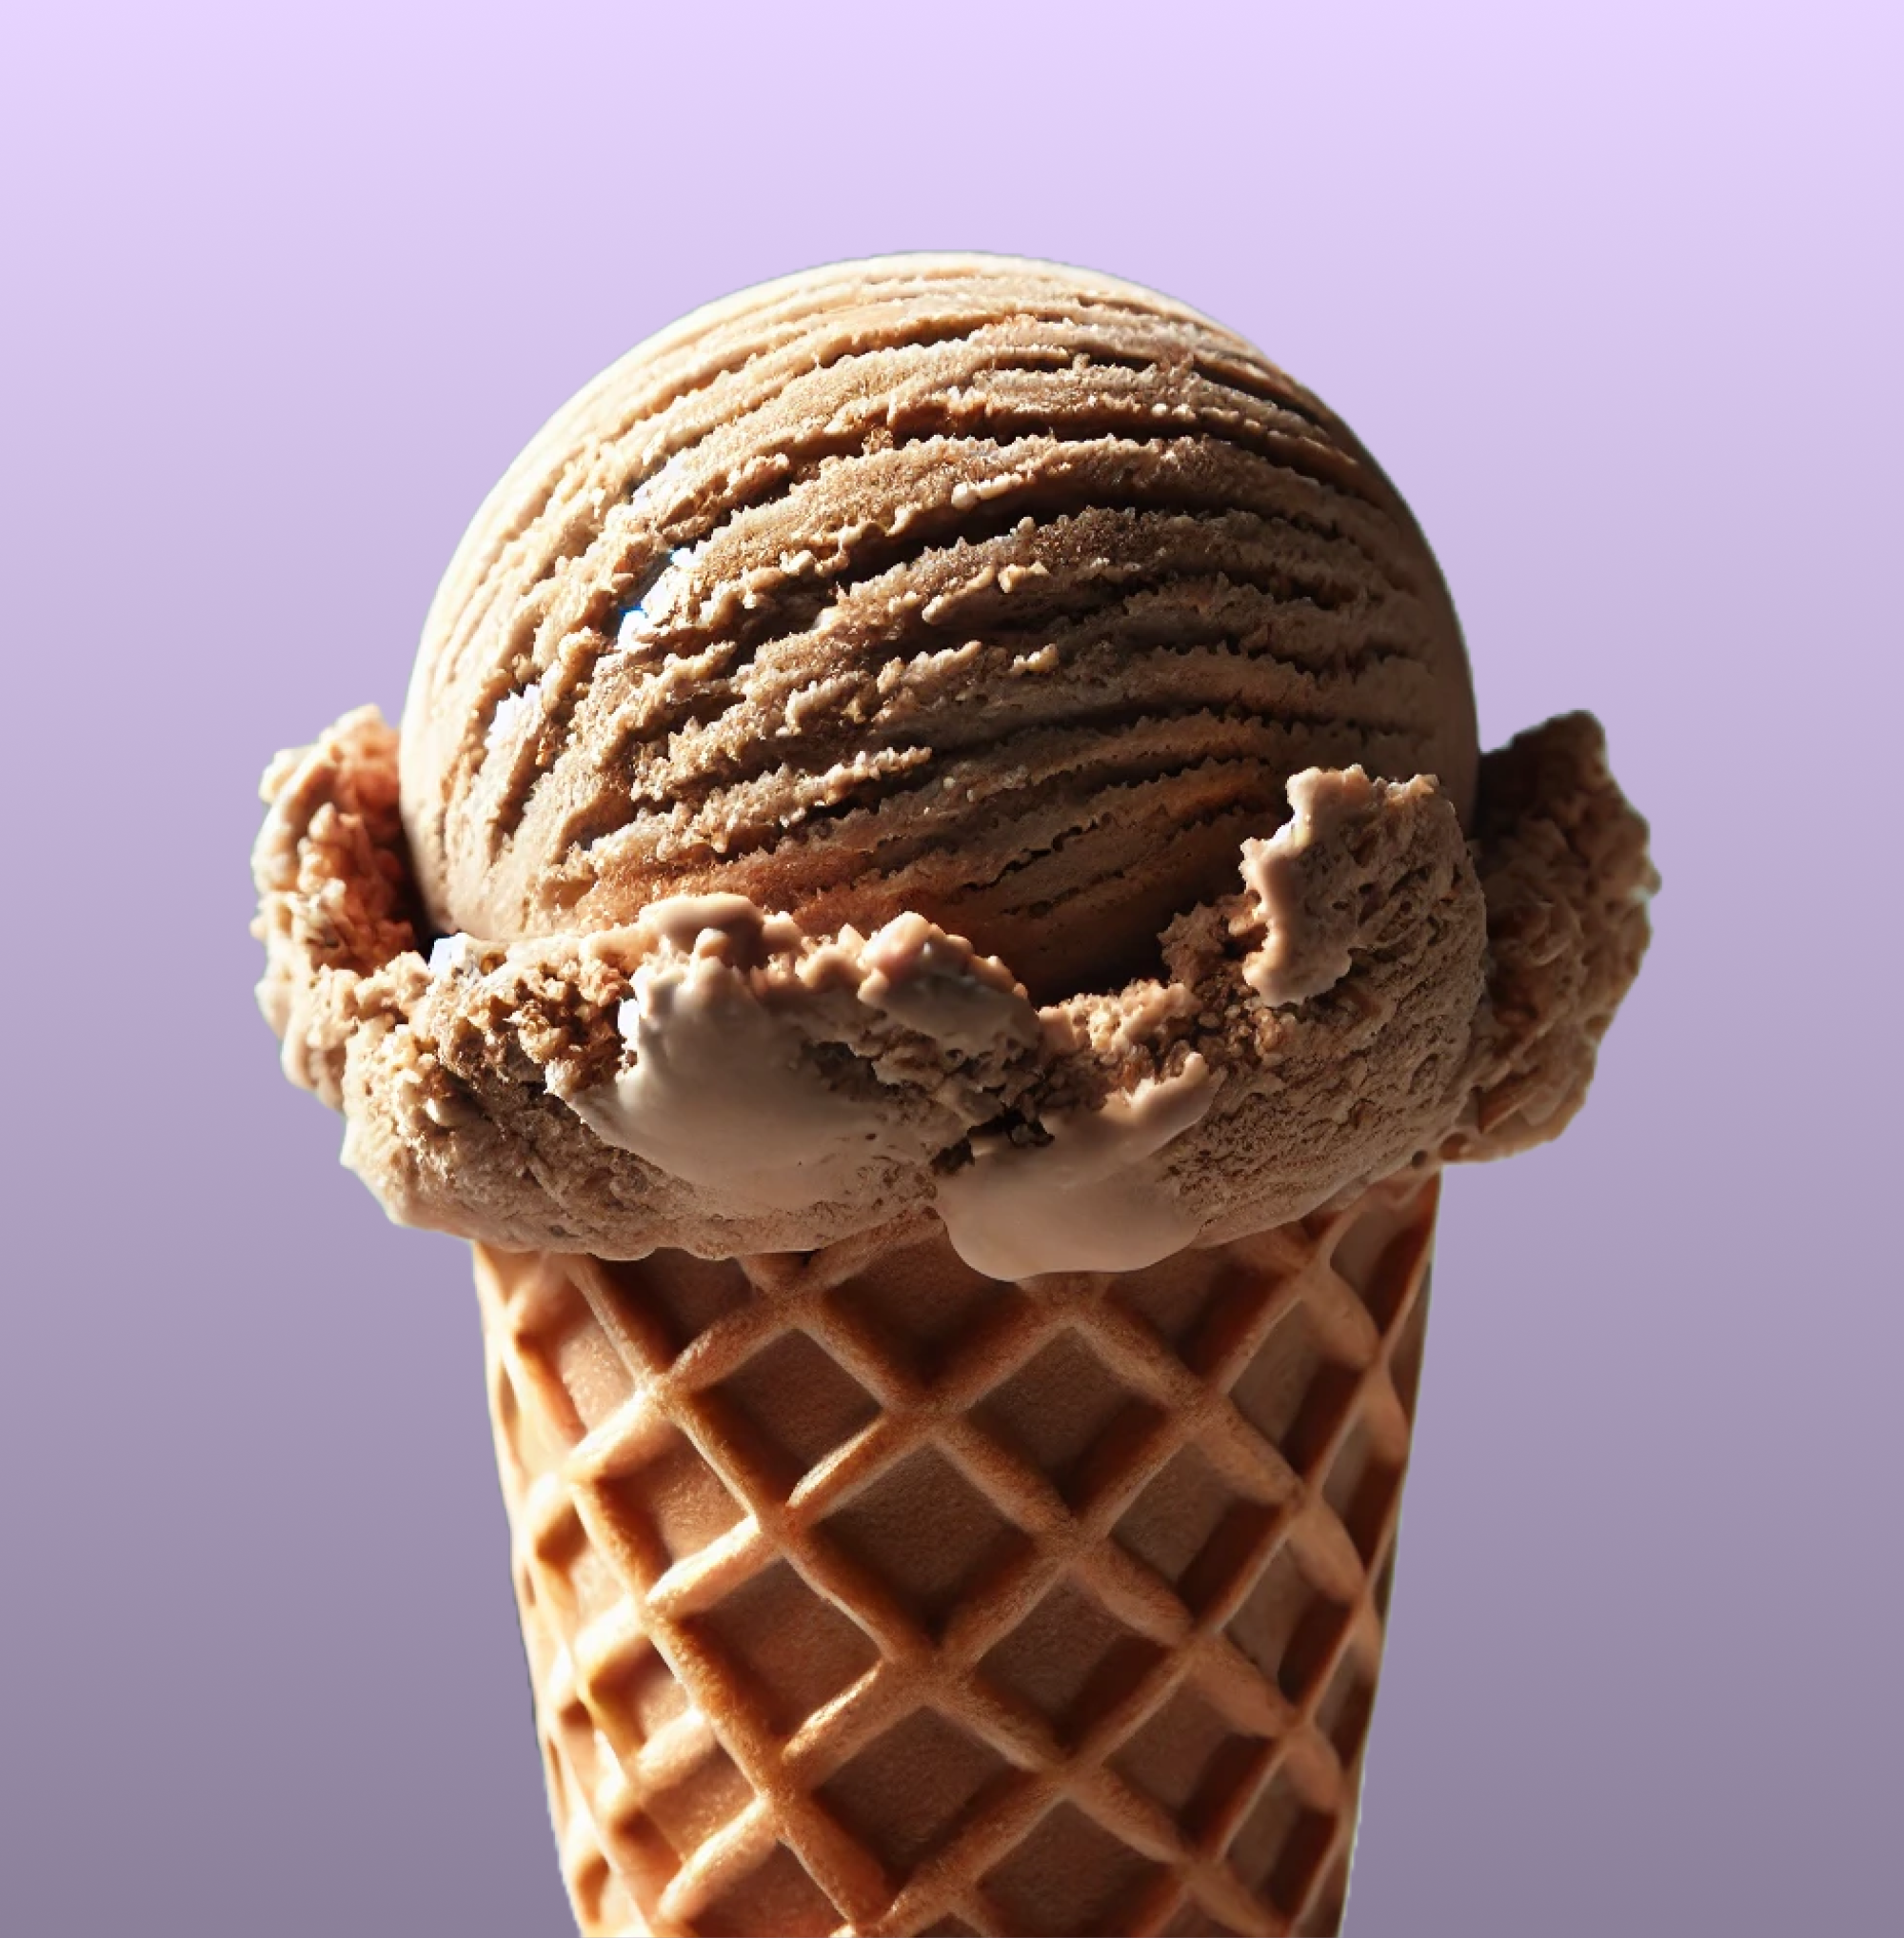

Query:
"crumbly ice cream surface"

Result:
[[252, 255, 1655, 1274]]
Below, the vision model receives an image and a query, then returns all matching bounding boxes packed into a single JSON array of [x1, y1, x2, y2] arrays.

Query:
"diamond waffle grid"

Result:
[[475, 1171, 1439, 1938]]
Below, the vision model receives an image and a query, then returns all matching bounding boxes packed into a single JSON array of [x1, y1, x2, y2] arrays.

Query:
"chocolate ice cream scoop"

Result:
[[253, 255, 1653, 1272], [400, 256, 1478, 1002], [249, 255, 1659, 1938]]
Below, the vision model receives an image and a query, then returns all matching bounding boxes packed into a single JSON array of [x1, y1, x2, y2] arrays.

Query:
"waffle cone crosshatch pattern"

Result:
[[476, 1170, 1439, 1938]]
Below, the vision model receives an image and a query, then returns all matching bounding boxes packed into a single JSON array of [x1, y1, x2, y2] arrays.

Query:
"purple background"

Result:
[[5, 3, 1897, 1932]]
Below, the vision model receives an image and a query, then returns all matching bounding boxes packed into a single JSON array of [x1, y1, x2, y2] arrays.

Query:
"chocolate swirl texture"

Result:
[[400, 256, 1479, 1003]]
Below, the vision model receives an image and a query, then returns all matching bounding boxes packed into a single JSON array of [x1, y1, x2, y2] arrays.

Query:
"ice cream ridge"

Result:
[[254, 256, 1654, 1937]]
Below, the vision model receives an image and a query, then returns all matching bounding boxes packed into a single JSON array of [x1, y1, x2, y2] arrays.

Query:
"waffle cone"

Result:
[[474, 1169, 1439, 1937]]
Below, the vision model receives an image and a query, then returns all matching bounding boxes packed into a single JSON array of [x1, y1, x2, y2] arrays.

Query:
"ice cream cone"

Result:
[[475, 1168, 1438, 1938], [249, 255, 1654, 1938]]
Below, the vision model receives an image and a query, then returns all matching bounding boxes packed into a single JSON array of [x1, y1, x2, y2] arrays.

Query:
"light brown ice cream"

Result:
[[400, 255, 1478, 1003], [252, 254, 1655, 1274]]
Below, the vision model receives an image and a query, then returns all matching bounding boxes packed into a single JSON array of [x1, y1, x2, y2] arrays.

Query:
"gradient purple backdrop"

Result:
[[4, 4, 1897, 1933]]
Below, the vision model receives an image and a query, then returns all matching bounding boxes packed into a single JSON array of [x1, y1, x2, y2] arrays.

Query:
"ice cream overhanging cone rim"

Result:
[[253, 702, 1651, 1277]]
